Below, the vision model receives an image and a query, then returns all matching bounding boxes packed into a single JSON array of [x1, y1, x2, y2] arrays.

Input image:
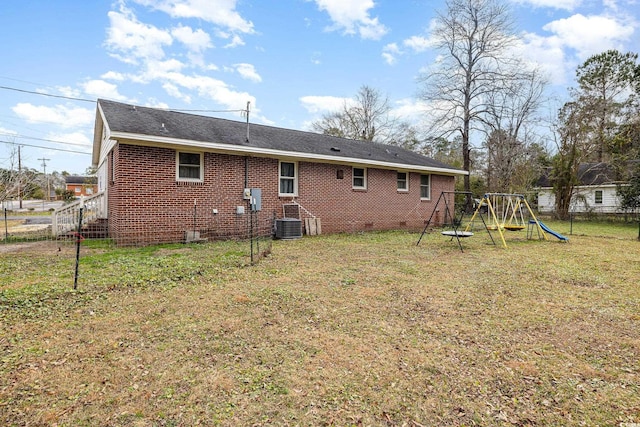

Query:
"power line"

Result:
[[0, 83, 249, 114], [0, 139, 90, 155], [0, 85, 95, 103], [0, 131, 92, 148]]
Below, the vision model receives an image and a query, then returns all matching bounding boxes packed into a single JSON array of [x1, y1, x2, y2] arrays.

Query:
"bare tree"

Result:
[[418, 0, 522, 202], [311, 85, 421, 147], [550, 101, 597, 219], [1, 143, 22, 207], [482, 67, 548, 192]]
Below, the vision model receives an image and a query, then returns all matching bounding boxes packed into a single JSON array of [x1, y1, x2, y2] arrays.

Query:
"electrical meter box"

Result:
[[250, 188, 262, 211]]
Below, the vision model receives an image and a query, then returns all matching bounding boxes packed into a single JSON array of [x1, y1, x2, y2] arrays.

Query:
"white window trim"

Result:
[[420, 174, 431, 200], [176, 151, 204, 182], [397, 171, 409, 192], [279, 161, 298, 197], [594, 190, 603, 204], [352, 167, 367, 190]]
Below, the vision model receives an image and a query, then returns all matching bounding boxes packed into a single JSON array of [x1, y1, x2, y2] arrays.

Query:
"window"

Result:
[[595, 190, 603, 204], [176, 151, 203, 182], [397, 171, 408, 191], [420, 174, 430, 199], [353, 167, 367, 189], [279, 161, 297, 196]]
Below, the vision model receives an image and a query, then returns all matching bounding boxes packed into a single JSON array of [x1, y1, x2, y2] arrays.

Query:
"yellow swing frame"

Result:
[[466, 193, 547, 248]]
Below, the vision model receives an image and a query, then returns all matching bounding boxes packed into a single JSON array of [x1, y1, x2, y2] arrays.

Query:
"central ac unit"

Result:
[[275, 218, 302, 239]]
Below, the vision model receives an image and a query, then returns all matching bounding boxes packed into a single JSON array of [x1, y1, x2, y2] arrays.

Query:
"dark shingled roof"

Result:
[[97, 99, 464, 173], [537, 161, 639, 187]]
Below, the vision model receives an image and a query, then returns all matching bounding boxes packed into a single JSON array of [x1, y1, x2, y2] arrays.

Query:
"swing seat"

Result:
[[503, 225, 525, 231], [441, 230, 474, 237]]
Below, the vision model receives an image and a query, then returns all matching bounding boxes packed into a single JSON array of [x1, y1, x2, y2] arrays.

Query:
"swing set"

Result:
[[466, 193, 548, 248], [417, 191, 558, 251], [416, 191, 495, 252]]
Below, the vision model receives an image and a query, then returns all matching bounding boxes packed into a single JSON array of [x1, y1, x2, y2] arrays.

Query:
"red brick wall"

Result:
[[107, 143, 455, 244]]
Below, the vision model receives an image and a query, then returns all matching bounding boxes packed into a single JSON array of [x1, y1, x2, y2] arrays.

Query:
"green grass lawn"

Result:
[[1, 222, 639, 426]]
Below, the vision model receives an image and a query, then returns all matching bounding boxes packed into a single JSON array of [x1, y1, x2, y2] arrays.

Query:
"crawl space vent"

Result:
[[275, 218, 302, 239]]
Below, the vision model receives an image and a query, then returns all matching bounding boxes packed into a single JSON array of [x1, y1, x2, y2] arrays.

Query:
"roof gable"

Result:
[[94, 99, 465, 175]]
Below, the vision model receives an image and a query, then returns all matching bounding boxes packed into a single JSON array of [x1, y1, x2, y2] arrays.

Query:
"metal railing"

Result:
[[52, 191, 107, 237]]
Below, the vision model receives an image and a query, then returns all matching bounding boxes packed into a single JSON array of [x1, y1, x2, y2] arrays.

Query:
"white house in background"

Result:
[[536, 162, 635, 214]]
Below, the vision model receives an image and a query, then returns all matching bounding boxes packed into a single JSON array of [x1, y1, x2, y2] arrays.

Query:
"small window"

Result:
[[74, 187, 81, 193], [176, 151, 203, 182], [86, 187, 93, 195], [397, 171, 408, 191], [279, 161, 297, 196], [595, 190, 603, 204], [353, 167, 367, 189], [420, 174, 430, 199]]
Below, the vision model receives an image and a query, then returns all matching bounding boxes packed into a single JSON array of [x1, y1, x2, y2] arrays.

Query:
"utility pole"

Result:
[[38, 157, 50, 206], [18, 145, 22, 209]]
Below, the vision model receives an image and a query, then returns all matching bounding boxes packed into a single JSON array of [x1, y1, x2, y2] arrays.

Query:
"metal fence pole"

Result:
[[73, 207, 84, 290]]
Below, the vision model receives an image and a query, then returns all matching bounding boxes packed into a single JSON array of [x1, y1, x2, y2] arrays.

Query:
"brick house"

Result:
[[91, 99, 466, 245], [65, 175, 98, 198]]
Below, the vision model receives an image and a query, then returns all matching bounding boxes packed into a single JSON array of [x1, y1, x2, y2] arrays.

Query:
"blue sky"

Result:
[[1, 0, 638, 175]]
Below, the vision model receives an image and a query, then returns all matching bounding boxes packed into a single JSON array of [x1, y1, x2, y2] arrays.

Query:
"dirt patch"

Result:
[[0, 240, 68, 254]]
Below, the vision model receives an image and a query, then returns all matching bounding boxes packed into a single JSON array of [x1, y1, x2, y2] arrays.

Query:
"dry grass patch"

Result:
[[1, 227, 639, 426]]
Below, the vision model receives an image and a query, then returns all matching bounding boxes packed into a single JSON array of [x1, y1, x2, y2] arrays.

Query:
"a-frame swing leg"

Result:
[[416, 192, 446, 245]]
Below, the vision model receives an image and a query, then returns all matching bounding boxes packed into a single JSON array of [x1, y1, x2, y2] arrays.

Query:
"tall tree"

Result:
[[311, 85, 420, 147], [575, 50, 639, 162], [550, 101, 596, 219], [481, 67, 548, 192], [418, 0, 527, 203]]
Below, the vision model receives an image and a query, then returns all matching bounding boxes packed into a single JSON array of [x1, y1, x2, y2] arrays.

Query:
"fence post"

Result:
[[3, 208, 7, 243], [73, 207, 84, 290]]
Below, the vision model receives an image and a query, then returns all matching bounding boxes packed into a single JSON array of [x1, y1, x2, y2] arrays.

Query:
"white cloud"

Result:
[[101, 2, 260, 116], [12, 104, 94, 128], [542, 14, 635, 59], [171, 25, 213, 52], [162, 83, 192, 103], [513, 13, 636, 86], [224, 34, 245, 48], [158, 72, 255, 111], [382, 43, 401, 65], [512, 0, 582, 11], [299, 95, 350, 113], [403, 35, 432, 53], [311, 0, 388, 40], [233, 63, 262, 83], [390, 98, 432, 124], [47, 131, 92, 148], [518, 32, 570, 85], [101, 71, 127, 81], [56, 86, 82, 98], [105, 5, 173, 64], [132, 0, 254, 34], [311, 51, 322, 65], [80, 80, 129, 101]]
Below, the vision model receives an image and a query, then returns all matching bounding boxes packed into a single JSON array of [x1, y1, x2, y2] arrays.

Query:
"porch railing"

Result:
[[52, 191, 107, 237]]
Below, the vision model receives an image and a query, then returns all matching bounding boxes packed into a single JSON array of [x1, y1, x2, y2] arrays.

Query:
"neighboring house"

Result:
[[91, 99, 467, 245], [536, 162, 634, 214], [65, 175, 98, 197]]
